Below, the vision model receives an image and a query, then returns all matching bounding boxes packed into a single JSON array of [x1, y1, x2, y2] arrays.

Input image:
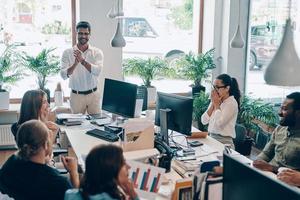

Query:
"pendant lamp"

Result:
[[108, 0, 126, 47], [264, 0, 300, 86], [111, 20, 126, 47], [230, 0, 245, 48]]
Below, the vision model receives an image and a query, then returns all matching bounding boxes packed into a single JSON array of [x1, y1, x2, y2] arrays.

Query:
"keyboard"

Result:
[[86, 129, 119, 142], [0, 124, 17, 150]]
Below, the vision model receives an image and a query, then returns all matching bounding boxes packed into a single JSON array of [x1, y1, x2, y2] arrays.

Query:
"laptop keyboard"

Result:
[[0, 124, 17, 150]]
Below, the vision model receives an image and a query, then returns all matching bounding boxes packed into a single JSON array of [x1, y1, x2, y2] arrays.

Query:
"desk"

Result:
[[60, 119, 249, 199], [59, 121, 159, 165]]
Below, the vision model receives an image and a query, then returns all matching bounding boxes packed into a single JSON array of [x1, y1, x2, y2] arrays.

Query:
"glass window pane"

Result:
[[0, 0, 72, 98], [247, 0, 300, 101], [123, 0, 196, 93]]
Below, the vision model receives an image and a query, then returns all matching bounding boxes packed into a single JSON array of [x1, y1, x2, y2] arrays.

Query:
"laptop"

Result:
[[0, 124, 17, 150]]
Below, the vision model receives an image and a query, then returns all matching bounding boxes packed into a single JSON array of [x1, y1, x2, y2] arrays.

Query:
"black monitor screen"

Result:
[[102, 78, 137, 118], [223, 153, 300, 200], [155, 92, 193, 136]]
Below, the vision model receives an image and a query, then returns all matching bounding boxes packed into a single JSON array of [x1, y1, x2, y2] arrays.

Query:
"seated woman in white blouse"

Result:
[[201, 74, 241, 148]]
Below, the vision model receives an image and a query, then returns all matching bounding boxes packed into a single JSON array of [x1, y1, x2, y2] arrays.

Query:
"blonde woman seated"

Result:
[[65, 144, 139, 200], [201, 74, 241, 148], [0, 120, 79, 200]]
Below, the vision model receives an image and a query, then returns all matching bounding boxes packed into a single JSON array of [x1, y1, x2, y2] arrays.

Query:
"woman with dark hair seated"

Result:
[[65, 144, 139, 200], [0, 120, 79, 200], [11, 89, 58, 143]]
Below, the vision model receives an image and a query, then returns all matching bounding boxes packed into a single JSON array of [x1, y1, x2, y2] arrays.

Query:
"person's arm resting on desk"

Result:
[[278, 168, 300, 187], [253, 129, 277, 173]]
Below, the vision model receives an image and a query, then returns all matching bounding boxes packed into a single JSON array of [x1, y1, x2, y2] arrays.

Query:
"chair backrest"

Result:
[[234, 124, 247, 145], [234, 124, 253, 156]]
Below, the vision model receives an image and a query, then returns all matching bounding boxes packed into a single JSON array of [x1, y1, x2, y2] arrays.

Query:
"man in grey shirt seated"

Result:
[[253, 92, 300, 173]]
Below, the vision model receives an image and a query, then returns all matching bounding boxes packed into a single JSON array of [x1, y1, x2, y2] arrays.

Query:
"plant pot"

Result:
[[192, 85, 205, 96], [147, 87, 157, 106], [0, 91, 9, 110]]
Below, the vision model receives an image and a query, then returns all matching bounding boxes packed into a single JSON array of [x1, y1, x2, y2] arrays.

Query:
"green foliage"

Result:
[[193, 91, 210, 131], [0, 44, 24, 91], [22, 48, 60, 90], [170, 0, 193, 30], [123, 57, 169, 87], [175, 48, 216, 87], [238, 95, 279, 133], [42, 21, 70, 35]]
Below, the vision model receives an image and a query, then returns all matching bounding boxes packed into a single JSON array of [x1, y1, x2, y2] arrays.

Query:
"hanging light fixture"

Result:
[[264, 0, 300, 86], [108, 0, 126, 47], [230, 0, 245, 48], [111, 19, 126, 47]]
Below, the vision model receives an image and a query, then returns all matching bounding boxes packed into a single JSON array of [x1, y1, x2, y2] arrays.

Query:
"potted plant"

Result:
[[0, 44, 24, 109], [192, 91, 210, 131], [123, 57, 169, 105], [175, 48, 216, 96], [22, 48, 60, 103], [238, 95, 279, 149]]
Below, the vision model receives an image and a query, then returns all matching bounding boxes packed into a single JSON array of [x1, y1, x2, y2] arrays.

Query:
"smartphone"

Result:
[[189, 141, 203, 147]]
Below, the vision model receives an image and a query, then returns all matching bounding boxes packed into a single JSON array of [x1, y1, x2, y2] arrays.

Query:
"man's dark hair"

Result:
[[76, 21, 91, 33], [286, 92, 300, 110]]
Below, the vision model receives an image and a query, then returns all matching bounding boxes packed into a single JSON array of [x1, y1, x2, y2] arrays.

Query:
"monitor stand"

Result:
[[159, 108, 171, 146]]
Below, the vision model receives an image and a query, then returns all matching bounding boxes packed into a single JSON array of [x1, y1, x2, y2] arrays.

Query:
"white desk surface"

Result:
[[60, 119, 251, 199]]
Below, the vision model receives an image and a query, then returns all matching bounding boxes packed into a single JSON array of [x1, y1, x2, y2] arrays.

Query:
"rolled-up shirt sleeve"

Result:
[[90, 49, 103, 76], [60, 50, 70, 80], [201, 103, 212, 125]]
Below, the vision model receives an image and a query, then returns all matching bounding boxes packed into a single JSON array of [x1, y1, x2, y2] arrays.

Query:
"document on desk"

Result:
[[56, 113, 86, 121], [127, 160, 165, 200], [195, 144, 219, 157]]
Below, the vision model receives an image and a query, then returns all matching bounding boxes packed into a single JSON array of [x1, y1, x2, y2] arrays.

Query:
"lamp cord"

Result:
[[238, 0, 241, 25]]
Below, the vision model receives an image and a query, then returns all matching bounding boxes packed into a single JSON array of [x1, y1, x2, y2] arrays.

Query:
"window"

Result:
[[123, 0, 196, 93], [0, 0, 72, 99], [247, 0, 300, 101]]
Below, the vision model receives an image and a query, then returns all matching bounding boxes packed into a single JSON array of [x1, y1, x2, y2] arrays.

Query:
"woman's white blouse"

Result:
[[201, 96, 238, 138]]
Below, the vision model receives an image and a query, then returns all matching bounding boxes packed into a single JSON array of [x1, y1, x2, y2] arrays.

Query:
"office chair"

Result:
[[234, 124, 253, 156]]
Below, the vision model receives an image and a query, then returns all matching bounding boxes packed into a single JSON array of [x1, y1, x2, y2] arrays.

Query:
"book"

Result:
[[172, 177, 193, 200]]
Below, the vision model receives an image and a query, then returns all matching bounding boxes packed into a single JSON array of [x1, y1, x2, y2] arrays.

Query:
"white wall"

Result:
[[78, 0, 123, 104], [203, 0, 250, 93]]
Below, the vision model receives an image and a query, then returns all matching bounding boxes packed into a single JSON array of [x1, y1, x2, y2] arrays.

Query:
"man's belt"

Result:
[[72, 87, 97, 95]]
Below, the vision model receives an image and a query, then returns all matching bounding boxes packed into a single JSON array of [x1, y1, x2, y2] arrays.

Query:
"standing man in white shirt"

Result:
[[61, 21, 103, 114]]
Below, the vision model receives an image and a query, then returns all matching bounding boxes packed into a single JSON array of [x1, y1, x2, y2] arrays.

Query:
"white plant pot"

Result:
[[0, 91, 9, 110], [147, 87, 157, 106]]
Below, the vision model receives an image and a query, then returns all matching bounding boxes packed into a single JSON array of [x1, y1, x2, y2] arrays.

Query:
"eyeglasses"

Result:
[[77, 32, 90, 36], [213, 85, 227, 90]]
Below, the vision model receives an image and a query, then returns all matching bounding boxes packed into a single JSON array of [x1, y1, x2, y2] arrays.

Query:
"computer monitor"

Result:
[[155, 92, 193, 144], [223, 153, 300, 200], [102, 78, 138, 118]]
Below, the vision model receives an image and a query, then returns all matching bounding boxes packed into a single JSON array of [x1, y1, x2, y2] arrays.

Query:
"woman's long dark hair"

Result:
[[216, 74, 241, 110], [17, 90, 46, 126], [80, 144, 125, 200]]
